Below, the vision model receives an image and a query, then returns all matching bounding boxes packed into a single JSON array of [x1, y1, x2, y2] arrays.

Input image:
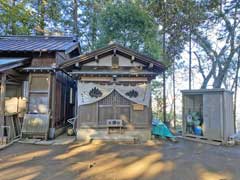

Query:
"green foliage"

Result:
[[0, 0, 35, 35], [28, 0, 63, 34], [146, 0, 212, 63], [96, 1, 162, 60]]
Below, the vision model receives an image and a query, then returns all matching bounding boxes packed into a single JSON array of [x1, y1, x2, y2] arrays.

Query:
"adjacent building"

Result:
[[0, 36, 80, 140]]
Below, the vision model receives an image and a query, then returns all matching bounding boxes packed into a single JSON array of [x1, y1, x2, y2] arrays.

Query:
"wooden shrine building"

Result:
[[60, 43, 165, 141], [0, 36, 80, 141]]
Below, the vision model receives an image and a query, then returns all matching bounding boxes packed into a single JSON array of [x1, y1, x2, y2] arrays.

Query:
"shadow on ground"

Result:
[[0, 139, 239, 180]]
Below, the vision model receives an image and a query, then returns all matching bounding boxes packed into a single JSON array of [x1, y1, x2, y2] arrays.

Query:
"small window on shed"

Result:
[[112, 55, 119, 69]]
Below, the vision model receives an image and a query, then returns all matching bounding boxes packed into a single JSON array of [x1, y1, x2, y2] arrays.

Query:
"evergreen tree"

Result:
[[96, 1, 162, 59], [0, 0, 35, 35]]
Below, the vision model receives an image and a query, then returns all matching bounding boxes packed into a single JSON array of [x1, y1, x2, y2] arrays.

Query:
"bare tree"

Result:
[[192, 1, 240, 89]]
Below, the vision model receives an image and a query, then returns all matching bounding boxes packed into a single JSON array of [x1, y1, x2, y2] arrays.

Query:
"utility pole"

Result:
[[189, 2, 192, 90], [233, 50, 240, 133], [189, 31, 192, 90], [173, 62, 176, 128]]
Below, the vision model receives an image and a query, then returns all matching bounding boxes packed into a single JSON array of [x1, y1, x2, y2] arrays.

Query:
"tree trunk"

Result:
[[90, 1, 97, 49], [162, 1, 167, 125], [201, 72, 213, 89], [163, 71, 167, 124], [213, 55, 234, 88], [11, 0, 16, 35], [233, 52, 240, 132], [172, 62, 176, 128], [73, 0, 78, 35], [37, 0, 45, 35]]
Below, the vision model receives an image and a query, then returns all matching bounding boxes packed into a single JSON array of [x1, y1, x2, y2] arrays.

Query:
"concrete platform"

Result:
[[18, 134, 76, 145], [77, 128, 151, 142]]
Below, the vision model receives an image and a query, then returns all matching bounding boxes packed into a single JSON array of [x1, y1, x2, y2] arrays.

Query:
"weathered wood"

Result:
[[0, 73, 6, 138], [180, 136, 221, 146], [78, 103, 97, 127], [31, 57, 55, 67], [50, 73, 56, 128], [131, 104, 149, 126], [83, 55, 143, 67], [117, 77, 148, 82], [80, 76, 112, 82], [54, 71, 75, 129], [56, 52, 67, 65], [80, 76, 148, 82]]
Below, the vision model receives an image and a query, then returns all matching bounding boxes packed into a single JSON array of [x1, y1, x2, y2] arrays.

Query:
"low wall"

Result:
[[76, 128, 151, 142]]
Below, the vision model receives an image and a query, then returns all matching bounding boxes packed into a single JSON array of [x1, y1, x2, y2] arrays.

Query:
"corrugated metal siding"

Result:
[[21, 114, 49, 139]]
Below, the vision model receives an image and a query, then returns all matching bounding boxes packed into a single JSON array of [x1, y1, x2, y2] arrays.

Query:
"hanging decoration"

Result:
[[89, 87, 103, 98], [78, 82, 151, 106], [125, 90, 138, 98]]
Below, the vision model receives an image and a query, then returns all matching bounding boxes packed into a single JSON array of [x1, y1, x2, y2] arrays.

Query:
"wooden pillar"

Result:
[[0, 73, 6, 138], [50, 73, 56, 129]]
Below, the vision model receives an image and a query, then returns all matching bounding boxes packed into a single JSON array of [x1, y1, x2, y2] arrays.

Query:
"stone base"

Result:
[[76, 128, 151, 142]]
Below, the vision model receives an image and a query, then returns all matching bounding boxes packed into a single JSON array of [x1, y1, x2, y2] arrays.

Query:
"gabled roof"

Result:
[[60, 43, 165, 72], [0, 57, 30, 72], [0, 36, 79, 53]]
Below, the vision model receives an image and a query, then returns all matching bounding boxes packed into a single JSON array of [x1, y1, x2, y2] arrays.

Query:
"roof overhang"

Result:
[[59, 43, 166, 73], [0, 57, 30, 72]]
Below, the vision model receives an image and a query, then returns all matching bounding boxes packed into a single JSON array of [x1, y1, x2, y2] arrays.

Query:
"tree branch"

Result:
[[194, 52, 206, 80]]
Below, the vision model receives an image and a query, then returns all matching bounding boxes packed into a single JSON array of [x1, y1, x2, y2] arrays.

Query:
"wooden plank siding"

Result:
[[0, 73, 6, 138], [31, 58, 55, 67]]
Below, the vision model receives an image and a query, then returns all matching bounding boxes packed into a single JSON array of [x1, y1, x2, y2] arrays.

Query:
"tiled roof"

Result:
[[0, 36, 79, 52]]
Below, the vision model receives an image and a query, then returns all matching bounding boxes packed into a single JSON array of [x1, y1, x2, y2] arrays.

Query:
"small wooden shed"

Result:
[[0, 58, 30, 143], [182, 89, 234, 143], [0, 36, 80, 140], [61, 43, 165, 141]]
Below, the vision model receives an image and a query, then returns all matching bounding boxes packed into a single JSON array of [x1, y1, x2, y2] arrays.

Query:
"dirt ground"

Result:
[[0, 139, 240, 180]]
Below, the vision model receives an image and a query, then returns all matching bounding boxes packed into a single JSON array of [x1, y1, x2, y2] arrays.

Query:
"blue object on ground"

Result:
[[194, 126, 202, 136], [151, 119, 175, 139]]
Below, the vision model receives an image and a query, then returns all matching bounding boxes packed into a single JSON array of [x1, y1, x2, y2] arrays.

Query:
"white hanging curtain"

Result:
[[77, 82, 151, 106]]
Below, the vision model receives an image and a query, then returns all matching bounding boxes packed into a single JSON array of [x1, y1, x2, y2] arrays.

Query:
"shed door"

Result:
[[98, 90, 130, 125], [203, 93, 222, 140]]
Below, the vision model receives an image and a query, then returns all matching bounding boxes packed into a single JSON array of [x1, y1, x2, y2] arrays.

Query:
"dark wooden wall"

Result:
[[53, 71, 76, 128]]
